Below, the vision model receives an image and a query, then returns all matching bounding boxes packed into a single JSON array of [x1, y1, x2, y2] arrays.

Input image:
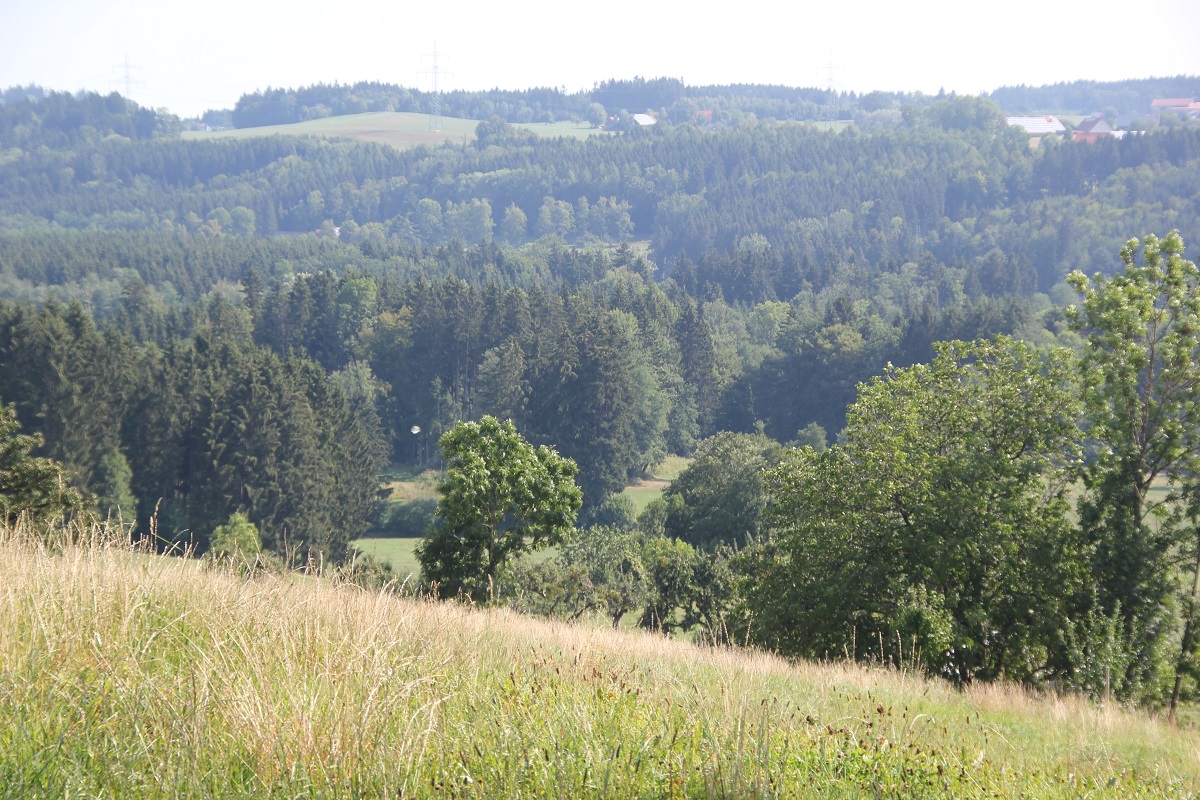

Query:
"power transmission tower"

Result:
[[111, 53, 143, 104], [822, 50, 845, 125], [421, 44, 451, 132]]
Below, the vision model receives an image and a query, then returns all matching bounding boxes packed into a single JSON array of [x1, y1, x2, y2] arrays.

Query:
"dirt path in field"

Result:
[[626, 478, 669, 492]]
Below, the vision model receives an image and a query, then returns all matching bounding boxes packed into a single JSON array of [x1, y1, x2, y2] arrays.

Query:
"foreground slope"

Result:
[[1, 527, 1197, 798]]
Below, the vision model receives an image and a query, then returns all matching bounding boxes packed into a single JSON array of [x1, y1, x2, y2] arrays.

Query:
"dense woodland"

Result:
[[5, 82, 1200, 709]]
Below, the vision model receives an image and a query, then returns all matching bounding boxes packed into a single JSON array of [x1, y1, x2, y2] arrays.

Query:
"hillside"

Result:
[[182, 111, 604, 149], [2, 524, 1197, 798]]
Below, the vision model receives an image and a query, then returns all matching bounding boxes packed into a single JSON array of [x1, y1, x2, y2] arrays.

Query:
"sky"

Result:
[[2, 0, 1199, 118]]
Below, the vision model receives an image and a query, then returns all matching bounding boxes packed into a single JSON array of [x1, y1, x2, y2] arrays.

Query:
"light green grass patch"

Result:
[[790, 119, 855, 133], [621, 479, 668, 514], [379, 468, 440, 503], [512, 120, 608, 140], [352, 536, 422, 580], [649, 454, 691, 481], [183, 112, 477, 149], [184, 112, 608, 151], [619, 455, 691, 513]]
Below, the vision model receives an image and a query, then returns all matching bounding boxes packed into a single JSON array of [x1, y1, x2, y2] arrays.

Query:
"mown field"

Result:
[[2, 523, 1198, 798], [182, 112, 605, 149]]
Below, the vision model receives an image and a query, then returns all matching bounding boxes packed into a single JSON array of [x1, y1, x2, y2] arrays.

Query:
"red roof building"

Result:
[[1151, 98, 1194, 110], [1073, 116, 1115, 143]]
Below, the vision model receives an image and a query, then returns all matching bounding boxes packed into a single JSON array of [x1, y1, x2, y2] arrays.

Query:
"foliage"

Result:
[[748, 337, 1085, 683], [94, 448, 136, 521], [661, 431, 784, 548], [417, 416, 581, 600], [0, 403, 84, 526], [208, 511, 263, 571], [1068, 231, 1200, 703], [372, 497, 437, 538], [335, 550, 397, 592], [559, 525, 651, 628]]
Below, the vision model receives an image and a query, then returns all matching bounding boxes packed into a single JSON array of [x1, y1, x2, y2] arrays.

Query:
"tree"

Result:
[[586, 102, 607, 129], [209, 511, 262, 570], [747, 337, 1084, 683], [94, 447, 136, 521], [417, 416, 582, 600], [558, 524, 650, 628], [1067, 231, 1200, 704], [661, 431, 783, 549], [498, 203, 528, 244], [0, 404, 84, 526]]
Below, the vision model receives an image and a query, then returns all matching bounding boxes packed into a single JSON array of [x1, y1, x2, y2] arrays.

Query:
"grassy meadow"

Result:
[[3, 522, 1199, 798], [182, 112, 606, 150]]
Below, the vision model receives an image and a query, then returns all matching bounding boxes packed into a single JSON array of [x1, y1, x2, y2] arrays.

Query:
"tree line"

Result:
[[225, 76, 1200, 129], [0, 295, 386, 561], [4, 90, 1199, 301]]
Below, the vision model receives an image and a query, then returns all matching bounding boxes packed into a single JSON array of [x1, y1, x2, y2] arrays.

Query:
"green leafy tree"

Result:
[[748, 337, 1084, 683], [586, 102, 607, 129], [1067, 231, 1200, 704], [559, 525, 650, 628], [209, 511, 262, 563], [662, 431, 784, 549], [418, 416, 582, 600], [94, 447, 136, 521], [638, 535, 699, 634], [498, 203, 528, 244], [0, 404, 84, 526]]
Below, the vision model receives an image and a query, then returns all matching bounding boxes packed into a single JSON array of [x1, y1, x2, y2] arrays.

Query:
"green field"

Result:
[[5, 523, 1199, 798], [618, 454, 690, 513], [352, 536, 421, 581], [183, 112, 606, 150]]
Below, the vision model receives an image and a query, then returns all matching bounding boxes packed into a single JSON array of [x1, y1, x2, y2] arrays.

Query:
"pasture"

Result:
[[183, 112, 606, 150]]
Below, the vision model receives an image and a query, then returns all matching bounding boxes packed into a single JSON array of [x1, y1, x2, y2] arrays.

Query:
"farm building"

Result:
[[1073, 116, 1114, 143], [1151, 98, 1194, 111], [1006, 115, 1066, 136]]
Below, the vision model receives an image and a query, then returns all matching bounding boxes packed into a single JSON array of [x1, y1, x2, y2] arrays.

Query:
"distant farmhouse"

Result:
[[1151, 98, 1194, 112], [633, 113, 658, 126], [1073, 116, 1116, 143]]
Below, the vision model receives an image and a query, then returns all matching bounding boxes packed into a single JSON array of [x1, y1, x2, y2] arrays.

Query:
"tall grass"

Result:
[[2, 520, 1198, 798]]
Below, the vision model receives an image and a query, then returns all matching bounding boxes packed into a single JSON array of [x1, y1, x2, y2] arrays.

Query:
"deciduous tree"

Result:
[[748, 337, 1084, 683], [418, 416, 581, 600], [1067, 231, 1200, 704]]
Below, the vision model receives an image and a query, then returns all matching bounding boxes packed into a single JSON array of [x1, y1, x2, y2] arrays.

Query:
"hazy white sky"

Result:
[[2, 0, 1198, 117]]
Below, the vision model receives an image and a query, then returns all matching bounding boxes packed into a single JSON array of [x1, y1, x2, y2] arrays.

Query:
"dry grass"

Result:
[[2, 521, 1198, 797]]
